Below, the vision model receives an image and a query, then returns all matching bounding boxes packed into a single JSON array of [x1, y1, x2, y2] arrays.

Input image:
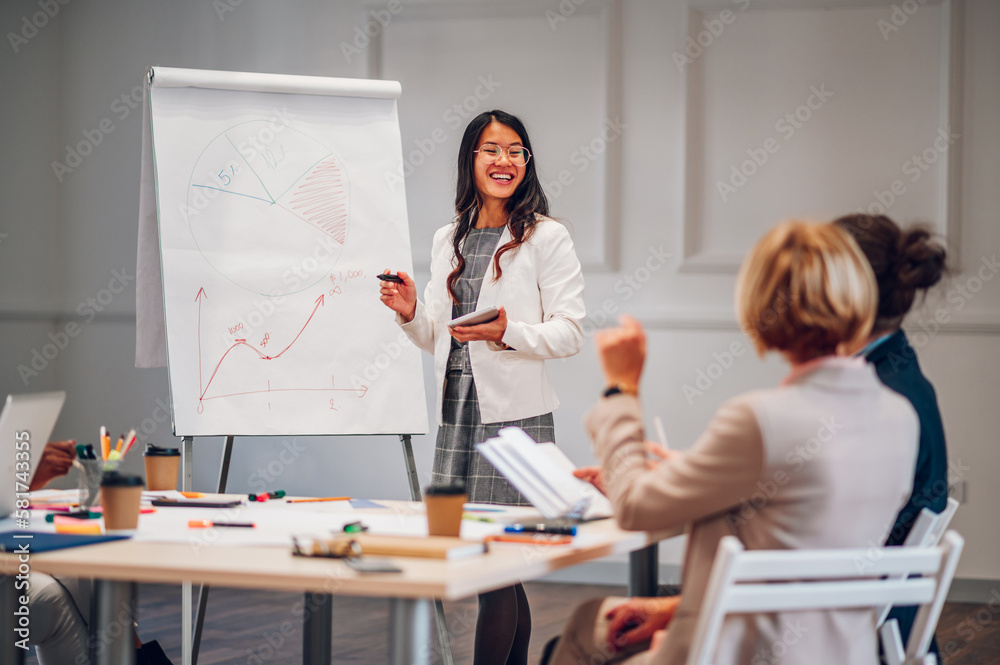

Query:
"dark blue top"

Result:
[[864, 330, 949, 655], [864, 330, 949, 546]]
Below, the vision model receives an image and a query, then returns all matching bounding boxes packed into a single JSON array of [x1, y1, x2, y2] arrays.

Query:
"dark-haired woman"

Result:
[[380, 110, 585, 665], [834, 213, 949, 656]]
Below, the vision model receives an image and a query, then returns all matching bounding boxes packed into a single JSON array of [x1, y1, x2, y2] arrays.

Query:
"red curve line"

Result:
[[198, 297, 325, 401], [199, 342, 267, 401], [270, 297, 323, 359]]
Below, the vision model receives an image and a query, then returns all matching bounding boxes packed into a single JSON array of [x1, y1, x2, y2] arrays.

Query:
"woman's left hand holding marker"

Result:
[[378, 268, 417, 323]]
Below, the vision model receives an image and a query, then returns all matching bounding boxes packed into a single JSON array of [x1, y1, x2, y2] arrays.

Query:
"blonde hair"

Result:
[[735, 220, 877, 362]]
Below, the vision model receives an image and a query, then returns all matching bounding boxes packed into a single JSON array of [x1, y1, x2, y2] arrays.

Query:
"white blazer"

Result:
[[399, 215, 585, 424]]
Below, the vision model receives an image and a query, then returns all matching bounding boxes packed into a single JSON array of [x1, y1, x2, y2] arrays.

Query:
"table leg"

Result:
[[628, 544, 659, 597], [302, 592, 332, 665], [0, 575, 25, 665], [90, 579, 137, 665], [390, 598, 431, 665]]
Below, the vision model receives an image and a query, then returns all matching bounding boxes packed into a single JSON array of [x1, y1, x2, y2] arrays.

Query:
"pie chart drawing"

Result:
[[186, 121, 350, 296]]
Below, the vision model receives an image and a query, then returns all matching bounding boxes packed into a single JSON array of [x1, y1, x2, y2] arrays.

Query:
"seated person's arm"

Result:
[[587, 316, 763, 531], [605, 596, 681, 653], [29, 440, 77, 492]]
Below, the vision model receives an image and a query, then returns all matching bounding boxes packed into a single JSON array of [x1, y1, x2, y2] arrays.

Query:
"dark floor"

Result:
[[26, 582, 1000, 664]]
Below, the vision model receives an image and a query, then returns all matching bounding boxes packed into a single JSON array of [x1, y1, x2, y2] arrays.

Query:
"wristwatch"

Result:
[[603, 383, 638, 398]]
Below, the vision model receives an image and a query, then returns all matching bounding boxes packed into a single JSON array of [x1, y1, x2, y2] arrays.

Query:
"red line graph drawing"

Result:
[[195, 288, 366, 414]]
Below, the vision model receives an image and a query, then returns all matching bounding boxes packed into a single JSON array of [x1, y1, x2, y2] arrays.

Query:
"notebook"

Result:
[[476, 427, 613, 521]]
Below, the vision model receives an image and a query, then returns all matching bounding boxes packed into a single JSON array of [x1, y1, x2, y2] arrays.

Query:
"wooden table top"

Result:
[[0, 499, 681, 601]]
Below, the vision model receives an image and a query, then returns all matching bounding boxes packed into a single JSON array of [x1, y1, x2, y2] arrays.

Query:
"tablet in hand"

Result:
[[448, 306, 500, 328]]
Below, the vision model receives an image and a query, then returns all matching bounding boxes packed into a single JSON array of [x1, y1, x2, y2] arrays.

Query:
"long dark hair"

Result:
[[833, 214, 948, 331], [446, 110, 550, 304]]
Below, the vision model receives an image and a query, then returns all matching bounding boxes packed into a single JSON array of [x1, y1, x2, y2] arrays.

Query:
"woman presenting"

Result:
[[379, 110, 585, 665]]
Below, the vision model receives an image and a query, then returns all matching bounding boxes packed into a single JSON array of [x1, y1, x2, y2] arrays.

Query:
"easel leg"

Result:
[[400, 435, 454, 665], [181, 436, 194, 665], [192, 435, 234, 665]]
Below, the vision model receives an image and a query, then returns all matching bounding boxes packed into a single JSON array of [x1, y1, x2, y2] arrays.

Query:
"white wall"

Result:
[[1, 0, 997, 584]]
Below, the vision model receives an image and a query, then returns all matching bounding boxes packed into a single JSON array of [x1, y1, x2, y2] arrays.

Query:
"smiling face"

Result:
[[473, 121, 527, 206]]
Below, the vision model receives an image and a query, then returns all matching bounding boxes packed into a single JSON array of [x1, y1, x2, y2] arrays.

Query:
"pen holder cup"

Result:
[[77, 459, 105, 510], [100, 472, 144, 531], [424, 483, 467, 538], [144, 444, 181, 491]]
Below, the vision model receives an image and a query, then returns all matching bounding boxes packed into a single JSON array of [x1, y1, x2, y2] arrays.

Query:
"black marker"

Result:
[[376, 273, 404, 284]]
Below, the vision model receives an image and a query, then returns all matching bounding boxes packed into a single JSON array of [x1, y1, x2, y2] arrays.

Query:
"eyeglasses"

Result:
[[474, 143, 531, 167]]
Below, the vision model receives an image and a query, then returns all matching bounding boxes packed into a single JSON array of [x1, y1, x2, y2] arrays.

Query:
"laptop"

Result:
[[0, 391, 66, 517]]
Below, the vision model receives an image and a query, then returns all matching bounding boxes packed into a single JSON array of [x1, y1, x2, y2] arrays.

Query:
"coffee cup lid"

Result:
[[144, 444, 180, 456], [101, 472, 145, 488], [424, 481, 466, 496]]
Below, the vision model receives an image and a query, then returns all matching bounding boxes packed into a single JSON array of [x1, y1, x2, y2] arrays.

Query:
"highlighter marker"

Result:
[[505, 523, 577, 536]]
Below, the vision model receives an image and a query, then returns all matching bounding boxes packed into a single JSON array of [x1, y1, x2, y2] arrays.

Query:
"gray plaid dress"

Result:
[[431, 226, 555, 505]]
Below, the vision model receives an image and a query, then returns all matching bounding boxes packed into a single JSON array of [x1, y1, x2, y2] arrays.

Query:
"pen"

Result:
[[505, 523, 577, 536], [376, 273, 404, 284], [179, 491, 206, 499], [653, 416, 670, 451], [121, 429, 137, 457], [285, 496, 351, 503], [188, 520, 255, 528], [114, 435, 124, 454], [486, 534, 573, 545], [463, 514, 495, 523]]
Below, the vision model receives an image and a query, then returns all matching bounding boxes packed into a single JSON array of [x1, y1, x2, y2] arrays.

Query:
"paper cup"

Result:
[[144, 444, 181, 491], [101, 472, 144, 531], [424, 483, 467, 538]]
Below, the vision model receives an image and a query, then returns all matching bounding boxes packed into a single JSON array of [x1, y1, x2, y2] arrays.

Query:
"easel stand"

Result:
[[179, 434, 454, 665]]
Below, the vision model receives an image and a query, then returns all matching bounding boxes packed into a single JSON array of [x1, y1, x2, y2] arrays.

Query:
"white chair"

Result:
[[684, 531, 964, 665], [875, 497, 960, 629]]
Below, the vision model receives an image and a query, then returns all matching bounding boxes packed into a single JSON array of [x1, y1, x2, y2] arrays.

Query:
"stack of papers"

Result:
[[476, 428, 613, 521]]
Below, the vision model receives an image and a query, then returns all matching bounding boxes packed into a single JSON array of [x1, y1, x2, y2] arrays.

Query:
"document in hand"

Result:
[[476, 427, 613, 521]]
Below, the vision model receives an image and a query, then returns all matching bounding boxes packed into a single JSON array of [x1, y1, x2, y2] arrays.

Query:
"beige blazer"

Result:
[[586, 357, 918, 665], [400, 215, 585, 424]]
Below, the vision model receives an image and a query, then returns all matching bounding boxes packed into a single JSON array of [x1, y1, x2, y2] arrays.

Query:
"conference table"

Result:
[[0, 497, 680, 665]]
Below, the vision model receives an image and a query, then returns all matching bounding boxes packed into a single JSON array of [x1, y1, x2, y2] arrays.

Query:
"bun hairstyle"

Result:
[[833, 214, 948, 331]]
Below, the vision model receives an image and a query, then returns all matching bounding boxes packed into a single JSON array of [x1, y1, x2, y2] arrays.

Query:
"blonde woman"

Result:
[[549, 221, 918, 665]]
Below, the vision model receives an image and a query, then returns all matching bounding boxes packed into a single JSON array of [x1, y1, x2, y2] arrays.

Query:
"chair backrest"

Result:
[[875, 497, 961, 627], [684, 531, 964, 665]]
